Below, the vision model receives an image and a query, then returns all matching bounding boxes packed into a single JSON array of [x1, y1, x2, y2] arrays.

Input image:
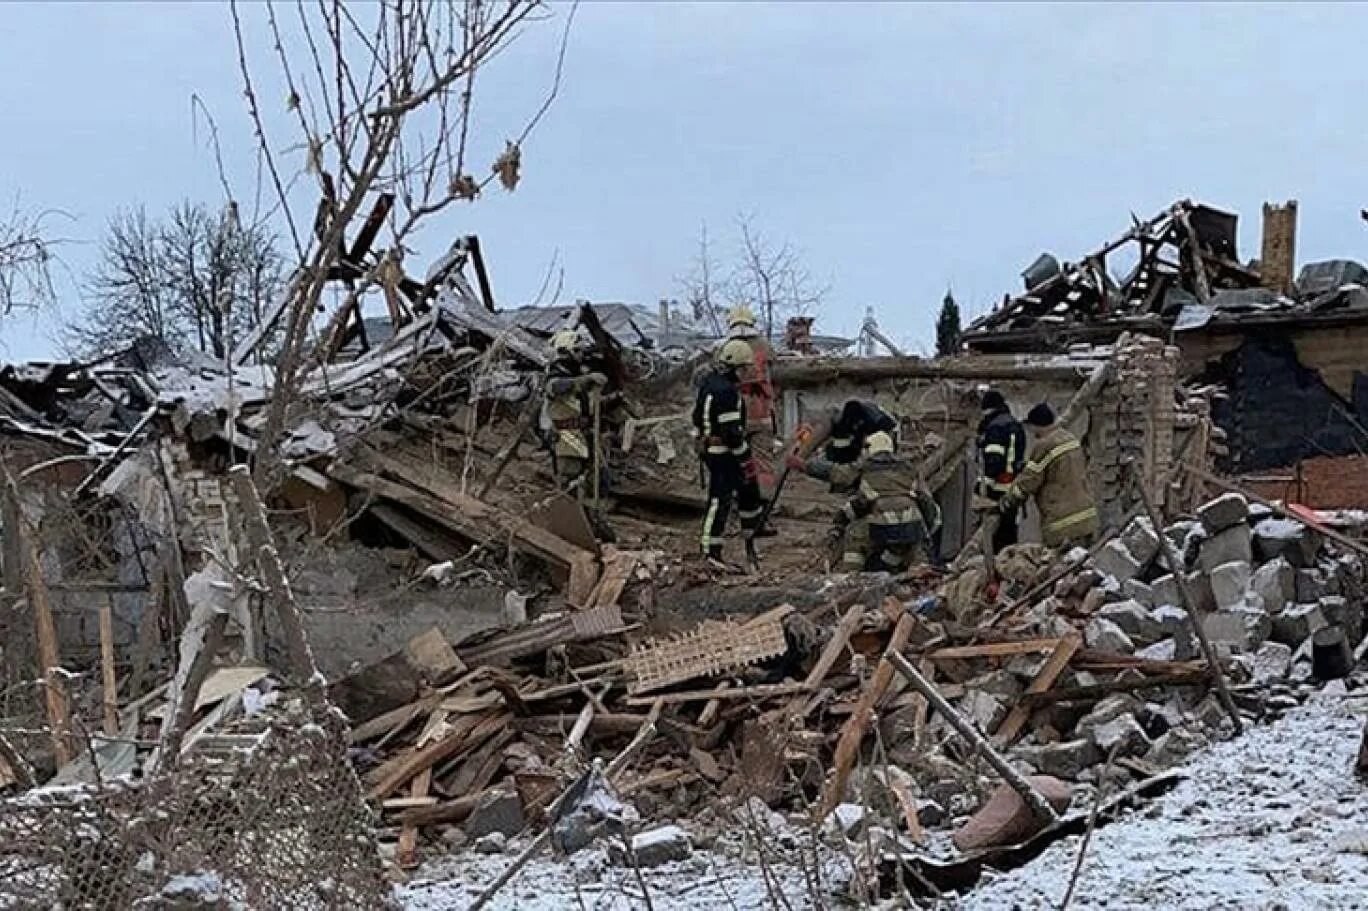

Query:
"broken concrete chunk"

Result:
[[1319, 595, 1350, 627], [1200, 524, 1253, 573], [1254, 518, 1322, 568], [474, 832, 508, 854], [1271, 602, 1327, 648], [1097, 600, 1166, 644], [1138, 700, 1185, 738], [1209, 561, 1252, 612], [1201, 606, 1271, 653], [960, 690, 1008, 732], [1251, 558, 1295, 614], [1144, 727, 1206, 768], [1150, 574, 1180, 609], [1295, 568, 1329, 603], [1084, 616, 1135, 654], [611, 825, 692, 867], [951, 775, 1072, 851], [1076, 694, 1143, 738], [1080, 586, 1109, 615], [1119, 517, 1162, 567], [917, 798, 947, 828], [824, 803, 867, 838], [1151, 572, 1215, 612], [1251, 641, 1293, 685], [1197, 492, 1249, 534], [1014, 739, 1099, 780], [465, 788, 526, 839], [1136, 638, 1177, 662], [1093, 540, 1143, 583], [1165, 519, 1206, 567], [973, 670, 1024, 702], [1123, 578, 1155, 607], [1091, 714, 1151, 758]]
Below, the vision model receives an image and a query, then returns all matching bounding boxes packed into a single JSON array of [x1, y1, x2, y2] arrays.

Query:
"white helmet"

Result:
[[864, 431, 895, 457], [716, 338, 755, 368]]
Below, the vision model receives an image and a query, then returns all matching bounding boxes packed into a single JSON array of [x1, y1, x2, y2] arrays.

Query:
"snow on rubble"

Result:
[[962, 689, 1368, 911]]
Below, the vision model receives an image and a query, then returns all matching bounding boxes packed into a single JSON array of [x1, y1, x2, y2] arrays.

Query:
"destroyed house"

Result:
[[962, 198, 1368, 474]]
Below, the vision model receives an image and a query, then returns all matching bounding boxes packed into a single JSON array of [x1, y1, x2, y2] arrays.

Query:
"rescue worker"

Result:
[[785, 399, 899, 494], [976, 389, 1028, 553], [1000, 403, 1099, 549], [726, 304, 778, 499], [831, 431, 942, 573], [543, 329, 606, 498], [693, 339, 765, 566]]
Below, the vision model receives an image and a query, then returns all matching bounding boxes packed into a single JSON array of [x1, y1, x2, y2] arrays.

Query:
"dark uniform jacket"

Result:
[[692, 370, 750, 459], [976, 407, 1027, 498], [826, 400, 897, 465]]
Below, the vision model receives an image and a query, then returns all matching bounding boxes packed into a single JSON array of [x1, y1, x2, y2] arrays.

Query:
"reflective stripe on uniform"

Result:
[[1046, 506, 1098, 534], [701, 497, 722, 552], [878, 551, 907, 569], [983, 478, 1012, 492], [737, 506, 764, 519], [1024, 438, 1081, 474], [871, 507, 920, 527], [717, 410, 743, 424], [842, 551, 865, 568], [829, 436, 853, 448], [706, 445, 731, 454], [983, 444, 1007, 456]]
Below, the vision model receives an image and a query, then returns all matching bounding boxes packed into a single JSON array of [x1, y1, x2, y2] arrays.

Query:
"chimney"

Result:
[[1260, 200, 1298, 296]]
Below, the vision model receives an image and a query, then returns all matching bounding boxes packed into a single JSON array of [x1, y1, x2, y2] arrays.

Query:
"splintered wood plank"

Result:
[[397, 769, 431, 869], [804, 603, 863, 689], [927, 638, 1063, 661], [366, 712, 504, 800], [99, 600, 119, 736], [993, 635, 1081, 747], [817, 601, 915, 819]]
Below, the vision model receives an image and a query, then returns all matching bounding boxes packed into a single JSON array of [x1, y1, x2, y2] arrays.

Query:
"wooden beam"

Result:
[[992, 635, 1081, 746], [99, 600, 119, 737], [804, 603, 863, 688], [887, 651, 1059, 825], [623, 681, 811, 707], [817, 603, 915, 819], [928, 638, 1063, 661]]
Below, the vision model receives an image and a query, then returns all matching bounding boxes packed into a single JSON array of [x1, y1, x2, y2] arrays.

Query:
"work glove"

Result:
[[785, 453, 807, 473], [997, 495, 1017, 516], [742, 458, 760, 481]]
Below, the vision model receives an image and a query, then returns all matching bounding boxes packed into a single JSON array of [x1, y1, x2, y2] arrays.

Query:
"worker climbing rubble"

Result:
[[693, 338, 765, 569], [542, 328, 607, 501], [828, 430, 941, 573], [725, 303, 778, 500], [1000, 402, 1099, 548], [975, 388, 1027, 554]]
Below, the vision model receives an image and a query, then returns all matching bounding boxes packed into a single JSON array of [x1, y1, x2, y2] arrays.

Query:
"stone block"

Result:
[[1075, 694, 1143, 738], [612, 825, 692, 867], [960, 690, 1007, 732], [1119, 517, 1162, 567], [1084, 617, 1134, 654], [1013, 739, 1099, 780], [1250, 558, 1295, 614], [1253, 518, 1322, 568], [1201, 607, 1271, 653], [1091, 714, 1151, 758], [465, 789, 526, 839], [1097, 600, 1166, 644], [1251, 641, 1293, 685], [1165, 519, 1206, 567], [1295, 569, 1329, 603], [1136, 638, 1177, 662], [951, 776, 1072, 851], [475, 832, 507, 854], [1123, 579, 1155, 607], [1197, 492, 1248, 534], [1093, 540, 1143, 583], [1320, 595, 1350, 626], [1209, 561, 1252, 612], [1199, 524, 1253, 573], [1271, 603, 1327, 648], [1143, 727, 1206, 768]]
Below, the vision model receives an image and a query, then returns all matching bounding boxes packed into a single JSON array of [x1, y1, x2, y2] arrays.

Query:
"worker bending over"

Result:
[[831, 431, 941, 573], [976, 389, 1027, 553], [693, 339, 765, 567], [1000, 403, 1098, 548], [786, 398, 899, 492], [543, 329, 606, 498]]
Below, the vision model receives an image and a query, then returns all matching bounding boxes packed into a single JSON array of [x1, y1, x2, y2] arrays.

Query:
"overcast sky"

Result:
[[3, 2, 1368, 360]]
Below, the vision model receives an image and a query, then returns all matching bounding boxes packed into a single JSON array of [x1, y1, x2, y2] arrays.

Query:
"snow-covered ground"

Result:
[[395, 689, 1368, 910], [962, 686, 1368, 911]]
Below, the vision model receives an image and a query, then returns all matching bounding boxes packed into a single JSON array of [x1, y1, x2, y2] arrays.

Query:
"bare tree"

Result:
[[69, 202, 283, 360], [227, 0, 571, 486], [731, 214, 827, 340], [678, 222, 725, 336], [0, 206, 65, 317]]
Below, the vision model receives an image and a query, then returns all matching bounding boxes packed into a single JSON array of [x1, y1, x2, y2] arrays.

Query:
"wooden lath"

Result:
[[626, 606, 792, 695]]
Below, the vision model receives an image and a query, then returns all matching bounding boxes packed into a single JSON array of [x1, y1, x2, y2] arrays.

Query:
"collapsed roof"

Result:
[[964, 198, 1368, 353]]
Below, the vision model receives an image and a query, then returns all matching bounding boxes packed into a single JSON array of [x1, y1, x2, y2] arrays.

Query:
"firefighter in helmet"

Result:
[[830, 430, 941, 573], [693, 338, 765, 566], [542, 329, 606, 497]]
